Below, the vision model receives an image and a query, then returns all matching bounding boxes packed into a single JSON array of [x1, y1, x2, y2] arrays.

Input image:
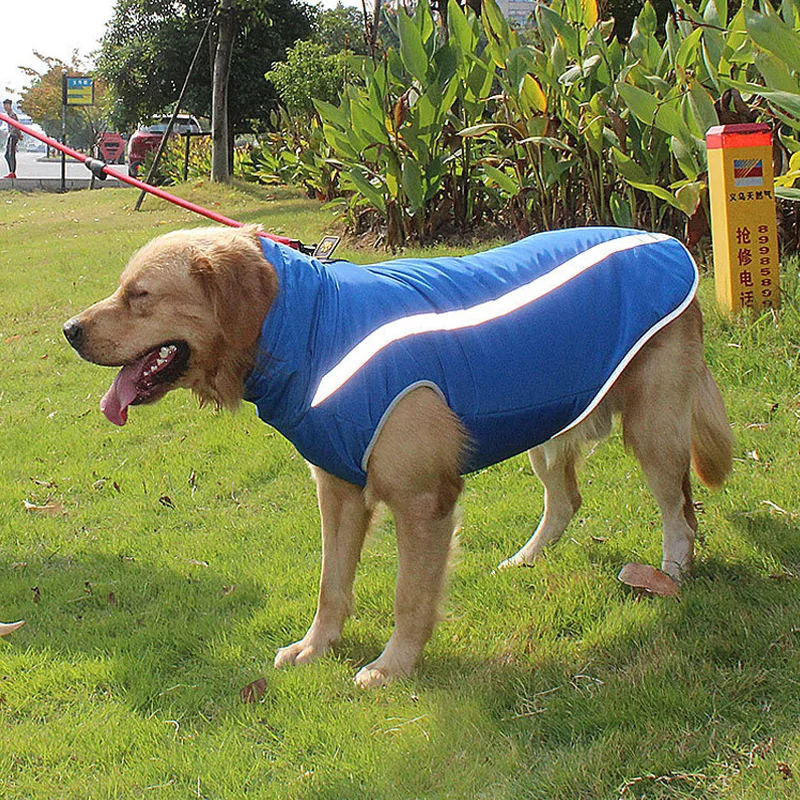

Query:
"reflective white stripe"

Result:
[[310, 232, 673, 407], [553, 243, 698, 440]]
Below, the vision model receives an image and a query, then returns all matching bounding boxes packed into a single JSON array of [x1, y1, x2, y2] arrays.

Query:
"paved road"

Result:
[[11, 150, 129, 181]]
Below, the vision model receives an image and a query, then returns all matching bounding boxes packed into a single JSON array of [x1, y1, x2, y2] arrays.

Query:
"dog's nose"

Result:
[[63, 318, 84, 350]]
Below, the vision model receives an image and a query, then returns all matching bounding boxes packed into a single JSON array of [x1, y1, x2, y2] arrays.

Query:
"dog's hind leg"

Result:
[[497, 436, 583, 569], [274, 467, 374, 669], [618, 319, 699, 582], [626, 414, 696, 582]]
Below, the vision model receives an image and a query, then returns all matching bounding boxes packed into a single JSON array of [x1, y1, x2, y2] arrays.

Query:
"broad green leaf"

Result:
[[635, 1, 657, 36], [460, 122, 519, 138], [609, 192, 634, 227], [675, 28, 703, 72], [775, 186, 800, 200], [626, 179, 682, 208], [313, 98, 347, 131], [686, 80, 719, 138], [674, 181, 703, 215], [671, 135, 702, 181], [612, 146, 651, 183], [414, 0, 436, 50], [654, 97, 688, 139], [550, 37, 567, 77], [398, 9, 429, 84], [617, 82, 657, 125], [350, 98, 389, 147], [506, 48, 535, 93], [464, 54, 494, 102], [484, 164, 519, 194], [582, 0, 598, 28], [402, 159, 425, 212], [483, 0, 512, 67], [721, 76, 800, 119], [348, 166, 386, 212], [754, 51, 800, 93], [433, 41, 459, 87], [520, 74, 548, 114], [745, 8, 800, 74], [447, 0, 477, 57]]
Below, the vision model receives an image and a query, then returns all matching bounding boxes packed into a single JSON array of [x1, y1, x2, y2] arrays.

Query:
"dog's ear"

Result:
[[189, 231, 276, 350]]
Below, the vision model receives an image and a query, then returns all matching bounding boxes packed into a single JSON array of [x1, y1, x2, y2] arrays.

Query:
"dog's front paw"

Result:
[[354, 665, 392, 688], [274, 634, 334, 669], [354, 651, 414, 688]]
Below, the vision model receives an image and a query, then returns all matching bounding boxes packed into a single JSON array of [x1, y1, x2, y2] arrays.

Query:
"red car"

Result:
[[126, 114, 202, 177]]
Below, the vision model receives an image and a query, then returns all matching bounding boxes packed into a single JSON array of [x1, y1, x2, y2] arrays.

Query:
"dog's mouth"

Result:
[[100, 341, 190, 426]]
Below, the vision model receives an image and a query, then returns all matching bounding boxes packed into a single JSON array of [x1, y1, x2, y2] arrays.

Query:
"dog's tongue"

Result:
[[100, 363, 142, 426]]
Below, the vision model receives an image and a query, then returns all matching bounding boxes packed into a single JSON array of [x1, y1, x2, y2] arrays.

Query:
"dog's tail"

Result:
[[691, 363, 733, 489]]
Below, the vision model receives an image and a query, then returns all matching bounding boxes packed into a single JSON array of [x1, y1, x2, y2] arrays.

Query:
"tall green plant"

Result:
[[263, 0, 800, 249]]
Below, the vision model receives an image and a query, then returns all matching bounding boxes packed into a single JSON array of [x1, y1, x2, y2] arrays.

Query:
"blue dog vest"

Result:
[[243, 228, 698, 487]]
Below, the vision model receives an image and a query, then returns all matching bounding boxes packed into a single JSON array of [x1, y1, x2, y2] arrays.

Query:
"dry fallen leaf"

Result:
[[618, 563, 680, 597], [30, 478, 57, 489], [240, 677, 267, 703], [0, 620, 25, 637], [31, 586, 41, 604], [777, 763, 793, 780], [23, 500, 64, 516]]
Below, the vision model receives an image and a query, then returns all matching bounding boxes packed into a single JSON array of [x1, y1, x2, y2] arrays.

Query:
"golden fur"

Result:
[[65, 225, 733, 687]]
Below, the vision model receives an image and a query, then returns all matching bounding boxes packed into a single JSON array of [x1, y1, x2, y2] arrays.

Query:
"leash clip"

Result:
[[84, 158, 108, 181]]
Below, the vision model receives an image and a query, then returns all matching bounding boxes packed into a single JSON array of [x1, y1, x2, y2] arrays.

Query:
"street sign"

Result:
[[66, 77, 94, 106], [98, 133, 126, 163]]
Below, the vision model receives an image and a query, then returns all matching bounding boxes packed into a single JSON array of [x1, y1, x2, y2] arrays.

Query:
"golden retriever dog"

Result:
[[64, 225, 732, 687]]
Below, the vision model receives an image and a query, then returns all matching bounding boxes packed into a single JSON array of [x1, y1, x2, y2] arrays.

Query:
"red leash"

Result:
[[0, 110, 304, 250]]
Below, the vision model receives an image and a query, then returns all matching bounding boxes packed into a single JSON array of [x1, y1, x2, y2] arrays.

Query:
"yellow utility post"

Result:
[[706, 123, 780, 312]]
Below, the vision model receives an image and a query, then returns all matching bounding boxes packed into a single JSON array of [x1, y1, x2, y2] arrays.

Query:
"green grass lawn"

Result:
[[0, 183, 799, 799]]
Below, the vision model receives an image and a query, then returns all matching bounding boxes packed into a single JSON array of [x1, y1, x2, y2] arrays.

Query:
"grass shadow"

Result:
[[0, 552, 278, 717]]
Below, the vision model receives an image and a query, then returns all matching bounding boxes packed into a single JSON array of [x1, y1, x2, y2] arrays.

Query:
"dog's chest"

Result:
[[244, 229, 698, 486]]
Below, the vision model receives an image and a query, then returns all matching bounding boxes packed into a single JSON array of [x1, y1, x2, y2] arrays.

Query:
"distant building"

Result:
[[497, 0, 538, 25]]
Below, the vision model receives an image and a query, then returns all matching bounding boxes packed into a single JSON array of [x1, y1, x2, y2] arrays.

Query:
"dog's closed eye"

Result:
[[125, 287, 152, 311]]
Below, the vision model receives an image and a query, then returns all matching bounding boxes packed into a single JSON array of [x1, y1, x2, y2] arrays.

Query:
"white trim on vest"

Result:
[[310, 232, 675, 408]]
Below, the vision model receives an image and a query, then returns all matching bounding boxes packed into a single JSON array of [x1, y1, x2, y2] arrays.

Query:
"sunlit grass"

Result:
[[0, 183, 798, 798]]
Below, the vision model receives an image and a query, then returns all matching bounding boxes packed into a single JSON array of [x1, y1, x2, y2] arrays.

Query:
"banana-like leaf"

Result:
[[582, 0, 598, 29], [520, 74, 548, 114], [674, 180, 704, 215], [745, 8, 800, 74], [348, 166, 387, 212], [720, 76, 800, 121], [617, 82, 657, 125], [402, 159, 425, 212], [484, 164, 520, 194], [754, 51, 800, 94], [775, 186, 800, 200], [398, 9, 429, 84]]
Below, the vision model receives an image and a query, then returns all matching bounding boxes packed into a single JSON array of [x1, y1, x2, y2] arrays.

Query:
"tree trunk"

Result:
[[211, 0, 236, 183]]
